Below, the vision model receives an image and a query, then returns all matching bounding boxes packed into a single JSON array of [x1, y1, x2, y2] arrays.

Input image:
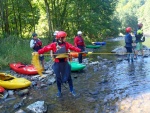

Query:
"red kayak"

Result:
[[9, 62, 38, 75], [0, 86, 5, 93]]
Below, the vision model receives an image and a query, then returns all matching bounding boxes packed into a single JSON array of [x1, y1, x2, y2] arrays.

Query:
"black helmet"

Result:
[[32, 33, 37, 37]]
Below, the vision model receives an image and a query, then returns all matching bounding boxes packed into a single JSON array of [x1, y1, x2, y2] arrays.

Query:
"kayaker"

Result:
[[134, 23, 145, 58], [30, 33, 45, 70], [125, 27, 134, 62], [74, 31, 86, 63], [37, 31, 81, 97]]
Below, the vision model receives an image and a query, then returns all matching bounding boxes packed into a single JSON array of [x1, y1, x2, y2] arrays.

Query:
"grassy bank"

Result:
[[0, 36, 49, 70], [0, 36, 91, 70]]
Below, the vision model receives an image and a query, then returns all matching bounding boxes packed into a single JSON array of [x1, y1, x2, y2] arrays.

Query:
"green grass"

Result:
[[0, 36, 92, 70], [0, 36, 49, 70]]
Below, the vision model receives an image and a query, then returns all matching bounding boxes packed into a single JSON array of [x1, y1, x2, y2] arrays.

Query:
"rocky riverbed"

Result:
[[1, 54, 150, 113]]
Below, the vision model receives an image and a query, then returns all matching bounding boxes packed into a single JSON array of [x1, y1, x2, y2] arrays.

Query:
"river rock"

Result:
[[27, 101, 47, 113]]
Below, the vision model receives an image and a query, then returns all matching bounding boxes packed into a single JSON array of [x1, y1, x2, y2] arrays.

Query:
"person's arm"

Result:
[[66, 42, 81, 52], [38, 43, 54, 54], [130, 35, 133, 43], [30, 39, 35, 48]]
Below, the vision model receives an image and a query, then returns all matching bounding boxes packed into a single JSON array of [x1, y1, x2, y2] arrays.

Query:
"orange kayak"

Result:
[[69, 52, 86, 58]]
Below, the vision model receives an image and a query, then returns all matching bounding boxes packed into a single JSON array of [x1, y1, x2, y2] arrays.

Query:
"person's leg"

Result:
[[135, 42, 140, 58], [52, 63, 62, 97], [140, 42, 144, 56], [126, 47, 130, 62], [39, 55, 45, 70], [129, 47, 134, 62], [78, 53, 82, 63], [64, 62, 76, 96]]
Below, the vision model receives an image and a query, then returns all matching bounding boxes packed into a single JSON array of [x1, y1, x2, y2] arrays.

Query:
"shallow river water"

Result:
[[1, 37, 150, 113]]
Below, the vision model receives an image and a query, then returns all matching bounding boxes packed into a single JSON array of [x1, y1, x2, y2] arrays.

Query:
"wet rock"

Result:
[[89, 61, 99, 65], [47, 76, 56, 85], [40, 84, 47, 88], [27, 101, 47, 113], [86, 97, 96, 103], [17, 89, 29, 96], [94, 67, 99, 72], [31, 81, 37, 86], [8, 90, 14, 96], [3, 91, 9, 99], [4, 97, 16, 102], [15, 109, 26, 113], [89, 90, 99, 95]]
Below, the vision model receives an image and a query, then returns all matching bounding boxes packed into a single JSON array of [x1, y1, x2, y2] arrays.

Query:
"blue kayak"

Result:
[[68, 61, 86, 71], [92, 42, 106, 45]]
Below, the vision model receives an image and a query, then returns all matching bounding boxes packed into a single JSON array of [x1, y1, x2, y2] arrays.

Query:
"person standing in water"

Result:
[[134, 23, 145, 58], [125, 27, 134, 62], [38, 31, 81, 97]]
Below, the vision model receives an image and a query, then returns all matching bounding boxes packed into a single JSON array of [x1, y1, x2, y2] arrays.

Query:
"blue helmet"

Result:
[[32, 33, 37, 37]]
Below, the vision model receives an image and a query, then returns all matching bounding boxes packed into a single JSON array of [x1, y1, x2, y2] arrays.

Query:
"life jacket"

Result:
[[53, 42, 68, 59], [33, 39, 42, 51], [135, 29, 143, 42], [76, 36, 84, 46], [125, 33, 131, 44]]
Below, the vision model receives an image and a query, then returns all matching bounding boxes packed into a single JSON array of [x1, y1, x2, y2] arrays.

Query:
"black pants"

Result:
[[52, 61, 73, 92], [77, 45, 85, 63], [126, 47, 133, 60]]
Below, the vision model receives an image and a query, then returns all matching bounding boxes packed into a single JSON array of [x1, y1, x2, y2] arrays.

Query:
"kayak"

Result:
[[92, 42, 106, 45], [10, 62, 38, 75], [0, 86, 5, 93], [86, 45, 101, 49], [0, 73, 31, 89], [69, 61, 86, 71], [69, 52, 86, 58]]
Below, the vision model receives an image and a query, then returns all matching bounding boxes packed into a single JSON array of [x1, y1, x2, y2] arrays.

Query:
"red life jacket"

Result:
[[75, 36, 84, 46]]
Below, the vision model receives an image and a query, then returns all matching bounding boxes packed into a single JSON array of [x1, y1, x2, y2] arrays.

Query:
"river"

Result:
[[0, 37, 150, 113]]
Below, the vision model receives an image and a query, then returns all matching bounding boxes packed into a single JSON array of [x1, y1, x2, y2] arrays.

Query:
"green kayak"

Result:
[[69, 61, 86, 71], [86, 45, 101, 49]]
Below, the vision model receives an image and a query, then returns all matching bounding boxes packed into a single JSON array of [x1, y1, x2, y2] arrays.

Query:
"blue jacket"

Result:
[[125, 33, 133, 47]]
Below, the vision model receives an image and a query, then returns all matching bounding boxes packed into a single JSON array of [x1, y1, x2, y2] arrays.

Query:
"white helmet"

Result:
[[77, 31, 82, 35], [53, 31, 59, 35]]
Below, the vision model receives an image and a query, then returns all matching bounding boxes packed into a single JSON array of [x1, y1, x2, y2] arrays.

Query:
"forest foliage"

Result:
[[0, 0, 150, 41]]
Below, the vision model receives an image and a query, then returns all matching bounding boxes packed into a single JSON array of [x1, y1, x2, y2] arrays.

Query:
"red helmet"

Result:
[[56, 31, 67, 39], [126, 27, 132, 33]]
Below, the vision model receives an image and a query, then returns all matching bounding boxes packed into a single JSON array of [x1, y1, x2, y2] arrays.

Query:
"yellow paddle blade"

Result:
[[87, 52, 93, 54], [56, 54, 68, 58], [31, 52, 43, 76]]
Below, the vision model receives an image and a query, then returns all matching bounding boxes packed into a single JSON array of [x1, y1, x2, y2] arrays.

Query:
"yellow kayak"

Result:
[[0, 73, 31, 89]]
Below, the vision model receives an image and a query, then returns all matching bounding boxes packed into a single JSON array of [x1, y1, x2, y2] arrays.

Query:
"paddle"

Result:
[[31, 51, 122, 76], [31, 52, 43, 76]]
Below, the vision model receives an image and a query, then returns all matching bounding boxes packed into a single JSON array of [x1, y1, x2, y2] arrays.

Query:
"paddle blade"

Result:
[[31, 52, 43, 76], [87, 52, 93, 54]]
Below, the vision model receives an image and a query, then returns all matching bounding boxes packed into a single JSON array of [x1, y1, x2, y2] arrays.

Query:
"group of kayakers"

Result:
[[125, 23, 145, 62], [30, 31, 86, 97]]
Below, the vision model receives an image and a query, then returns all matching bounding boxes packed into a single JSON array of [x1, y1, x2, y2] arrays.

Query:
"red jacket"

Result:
[[38, 42, 81, 62], [74, 36, 85, 47]]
